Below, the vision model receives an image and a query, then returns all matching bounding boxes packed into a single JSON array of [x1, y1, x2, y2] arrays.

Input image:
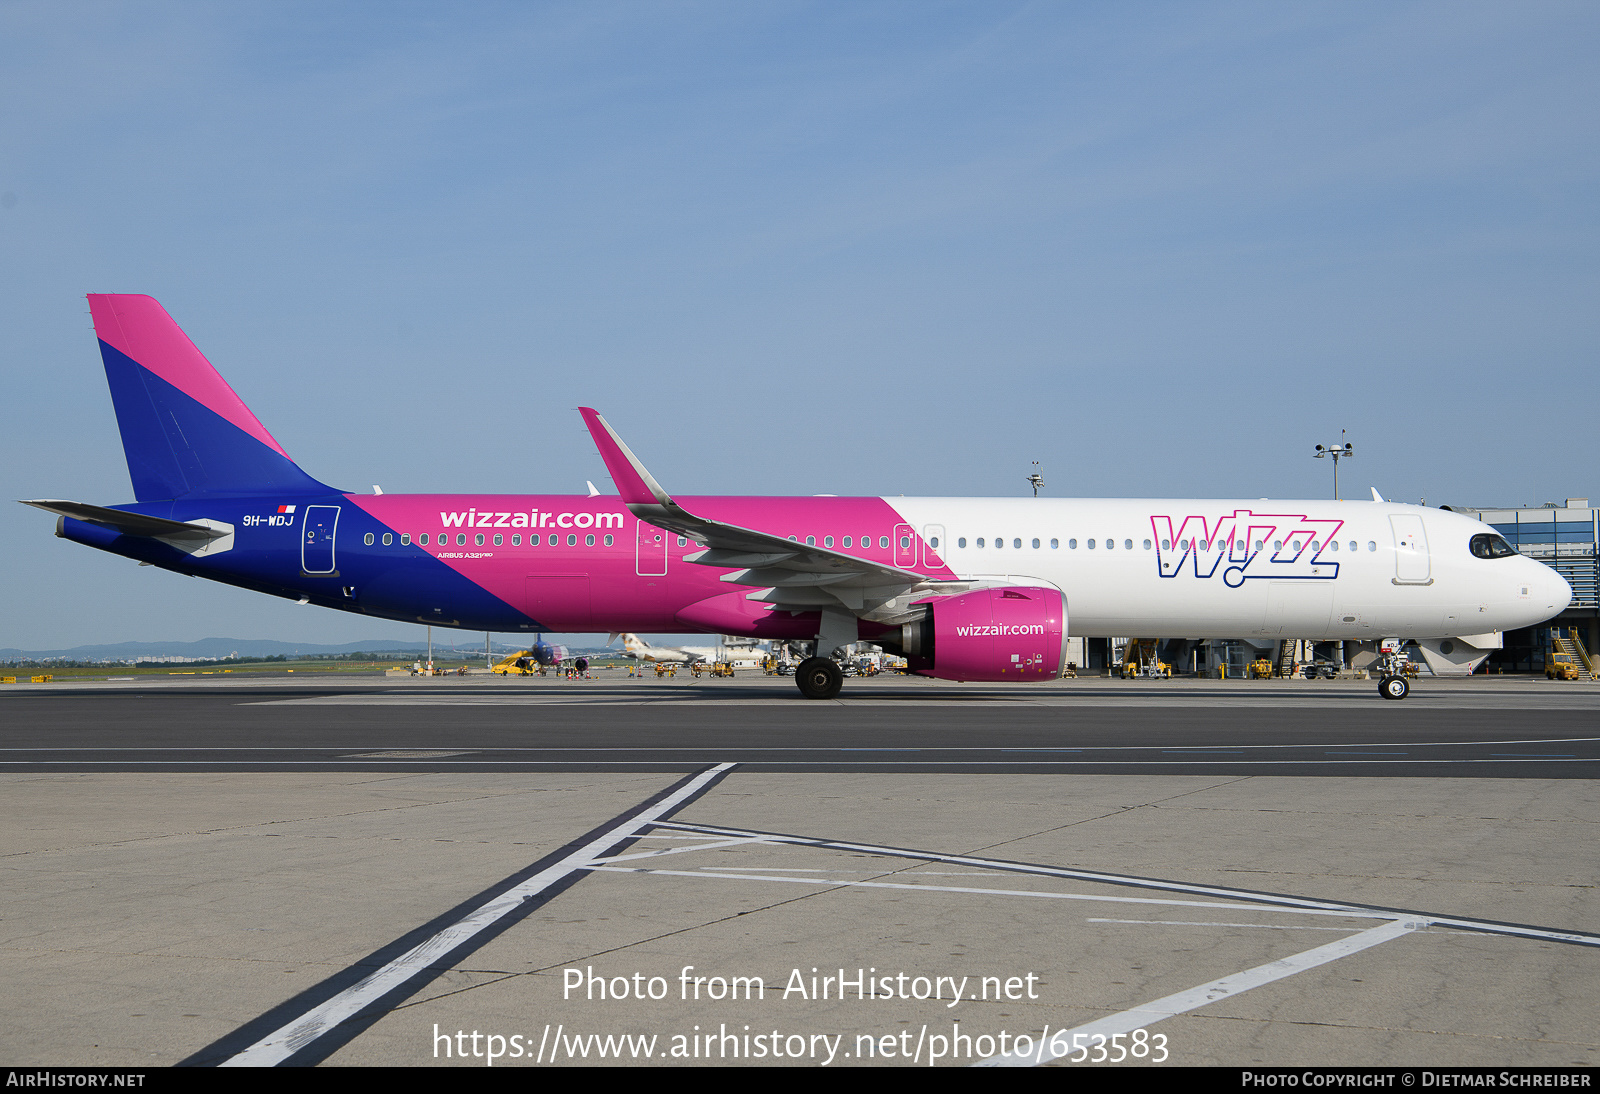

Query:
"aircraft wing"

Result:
[[580, 409, 935, 615]]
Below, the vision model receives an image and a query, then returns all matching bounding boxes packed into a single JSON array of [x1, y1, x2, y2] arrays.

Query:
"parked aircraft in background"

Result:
[[610, 633, 768, 666], [610, 632, 714, 665], [24, 296, 1572, 700]]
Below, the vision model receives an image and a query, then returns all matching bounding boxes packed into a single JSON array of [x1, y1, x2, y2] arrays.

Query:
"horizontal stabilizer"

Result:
[[21, 499, 226, 541]]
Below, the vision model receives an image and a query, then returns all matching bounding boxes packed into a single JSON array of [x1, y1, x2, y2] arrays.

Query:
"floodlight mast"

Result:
[[1313, 432, 1355, 500], [1027, 461, 1044, 497]]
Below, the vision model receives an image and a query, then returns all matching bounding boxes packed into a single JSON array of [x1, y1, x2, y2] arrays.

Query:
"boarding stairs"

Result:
[[1554, 629, 1596, 680], [1275, 639, 1298, 679]]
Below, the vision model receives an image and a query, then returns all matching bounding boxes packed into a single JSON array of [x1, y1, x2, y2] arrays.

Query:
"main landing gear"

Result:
[[795, 657, 844, 700], [1377, 675, 1410, 701]]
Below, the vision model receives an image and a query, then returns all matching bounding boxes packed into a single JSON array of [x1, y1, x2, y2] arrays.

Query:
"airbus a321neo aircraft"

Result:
[[26, 296, 1572, 700]]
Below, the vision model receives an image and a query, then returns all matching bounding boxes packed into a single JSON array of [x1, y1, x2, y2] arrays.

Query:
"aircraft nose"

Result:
[[1549, 567, 1574, 615], [1528, 559, 1573, 618]]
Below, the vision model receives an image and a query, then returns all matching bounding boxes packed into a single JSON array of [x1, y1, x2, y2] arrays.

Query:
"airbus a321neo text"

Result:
[[25, 296, 1571, 700]]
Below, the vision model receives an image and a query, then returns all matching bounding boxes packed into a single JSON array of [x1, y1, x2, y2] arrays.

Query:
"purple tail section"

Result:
[[88, 294, 332, 501]]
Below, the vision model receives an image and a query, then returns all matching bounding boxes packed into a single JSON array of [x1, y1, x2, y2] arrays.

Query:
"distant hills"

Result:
[[3, 637, 448, 662]]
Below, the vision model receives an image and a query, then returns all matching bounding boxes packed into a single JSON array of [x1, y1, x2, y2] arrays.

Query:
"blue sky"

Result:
[[2, 1, 1596, 648]]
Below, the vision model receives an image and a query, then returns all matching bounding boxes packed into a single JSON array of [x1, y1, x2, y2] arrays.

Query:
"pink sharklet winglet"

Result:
[[579, 408, 672, 507], [87, 294, 292, 459]]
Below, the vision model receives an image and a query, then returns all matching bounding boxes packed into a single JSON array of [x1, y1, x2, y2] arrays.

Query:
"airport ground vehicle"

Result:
[[26, 296, 1574, 701], [1119, 639, 1172, 679], [1547, 656, 1580, 681]]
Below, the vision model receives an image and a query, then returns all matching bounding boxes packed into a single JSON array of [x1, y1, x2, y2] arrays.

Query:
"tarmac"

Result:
[[1, 673, 1596, 1067]]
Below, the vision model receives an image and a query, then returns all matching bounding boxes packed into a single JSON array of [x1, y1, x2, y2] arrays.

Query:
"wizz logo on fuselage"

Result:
[[1150, 510, 1344, 589]]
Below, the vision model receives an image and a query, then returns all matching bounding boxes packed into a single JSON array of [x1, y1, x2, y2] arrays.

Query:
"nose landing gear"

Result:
[[1375, 647, 1413, 700], [1378, 674, 1410, 700]]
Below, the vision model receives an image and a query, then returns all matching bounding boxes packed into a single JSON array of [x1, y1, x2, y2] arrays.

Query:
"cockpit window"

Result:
[[1469, 533, 1517, 559]]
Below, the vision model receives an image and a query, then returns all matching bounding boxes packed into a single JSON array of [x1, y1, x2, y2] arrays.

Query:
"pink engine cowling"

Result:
[[906, 586, 1068, 682]]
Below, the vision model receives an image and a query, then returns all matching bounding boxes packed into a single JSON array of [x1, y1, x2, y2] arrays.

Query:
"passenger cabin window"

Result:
[[1032, 538, 1040, 549], [1050, 538, 1058, 549], [567, 534, 577, 546], [1143, 539, 1152, 550], [419, 533, 428, 545], [400, 534, 410, 545], [511, 534, 520, 545], [1124, 539, 1132, 550], [493, 533, 503, 546], [824, 536, 833, 548], [475, 533, 485, 546], [1367, 541, 1377, 552], [958, 537, 967, 548], [530, 534, 540, 545], [1088, 539, 1096, 549], [457, 534, 467, 546], [1013, 538, 1021, 549], [363, 533, 374, 545], [976, 538, 985, 548], [586, 534, 595, 546], [843, 537, 852, 547], [604, 534, 614, 546], [1068, 539, 1077, 549], [879, 536, 889, 549], [382, 533, 392, 546]]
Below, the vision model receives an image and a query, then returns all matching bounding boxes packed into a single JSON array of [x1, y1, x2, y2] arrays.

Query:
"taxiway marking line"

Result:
[[977, 919, 1422, 1067], [217, 762, 735, 1068], [3, 758, 1595, 770], [585, 865, 1396, 919], [653, 821, 1600, 947]]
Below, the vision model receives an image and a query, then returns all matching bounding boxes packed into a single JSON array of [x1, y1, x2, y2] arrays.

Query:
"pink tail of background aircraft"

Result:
[[25, 296, 1570, 699]]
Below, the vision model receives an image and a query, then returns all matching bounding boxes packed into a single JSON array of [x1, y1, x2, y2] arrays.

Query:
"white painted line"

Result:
[[6, 736, 1597, 750], [585, 866, 1394, 919], [976, 918, 1422, 1067], [1087, 919, 1369, 931], [654, 822, 1378, 914], [219, 762, 735, 1067], [654, 821, 1600, 947], [587, 837, 779, 864], [5, 758, 1594, 768]]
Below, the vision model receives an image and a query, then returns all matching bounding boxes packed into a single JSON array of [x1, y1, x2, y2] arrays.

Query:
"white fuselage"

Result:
[[886, 498, 1569, 640]]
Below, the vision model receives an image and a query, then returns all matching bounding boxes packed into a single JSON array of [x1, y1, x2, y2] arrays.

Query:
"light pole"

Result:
[[1027, 461, 1044, 497], [1314, 433, 1354, 500]]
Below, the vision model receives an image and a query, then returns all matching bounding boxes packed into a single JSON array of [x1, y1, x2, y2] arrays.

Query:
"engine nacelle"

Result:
[[901, 586, 1068, 682]]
